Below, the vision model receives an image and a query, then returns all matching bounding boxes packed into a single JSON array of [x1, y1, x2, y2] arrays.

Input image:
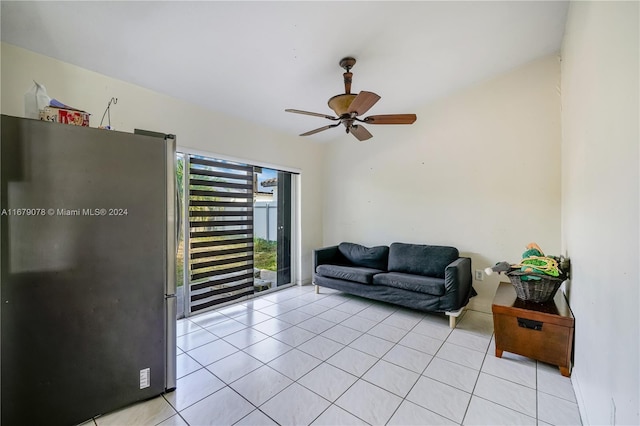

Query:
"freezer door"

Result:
[[135, 129, 178, 391], [1, 116, 174, 426]]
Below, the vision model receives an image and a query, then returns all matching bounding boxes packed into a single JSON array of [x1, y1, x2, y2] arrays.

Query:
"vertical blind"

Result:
[[188, 156, 254, 313]]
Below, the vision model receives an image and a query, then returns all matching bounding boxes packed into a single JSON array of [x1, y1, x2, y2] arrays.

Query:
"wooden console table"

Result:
[[492, 282, 574, 377]]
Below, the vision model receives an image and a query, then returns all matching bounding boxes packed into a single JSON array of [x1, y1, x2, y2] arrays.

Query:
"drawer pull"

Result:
[[517, 318, 543, 331]]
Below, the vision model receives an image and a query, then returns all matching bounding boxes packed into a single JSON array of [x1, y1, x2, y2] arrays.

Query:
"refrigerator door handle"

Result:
[[165, 294, 177, 392]]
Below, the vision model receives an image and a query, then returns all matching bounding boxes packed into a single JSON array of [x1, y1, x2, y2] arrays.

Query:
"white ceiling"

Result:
[[1, 1, 569, 141]]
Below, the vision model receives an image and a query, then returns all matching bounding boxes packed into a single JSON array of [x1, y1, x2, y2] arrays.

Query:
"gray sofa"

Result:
[[313, 242, 475, 327]]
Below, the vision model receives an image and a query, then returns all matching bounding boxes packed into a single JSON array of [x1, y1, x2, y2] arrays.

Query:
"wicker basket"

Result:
[[506, 272, 563, 303]]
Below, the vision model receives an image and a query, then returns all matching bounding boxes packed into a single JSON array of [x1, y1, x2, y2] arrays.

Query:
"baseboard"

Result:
[[298, 277, 313, 286], [571, 366, 589, 425]]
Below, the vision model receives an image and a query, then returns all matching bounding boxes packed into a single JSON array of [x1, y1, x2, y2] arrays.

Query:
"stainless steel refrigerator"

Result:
[[1, 114, 177, 425]]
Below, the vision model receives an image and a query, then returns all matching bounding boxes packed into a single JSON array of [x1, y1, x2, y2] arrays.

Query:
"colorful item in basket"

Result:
[[513, 243, 560, 281], [484, 243, 562, 281]]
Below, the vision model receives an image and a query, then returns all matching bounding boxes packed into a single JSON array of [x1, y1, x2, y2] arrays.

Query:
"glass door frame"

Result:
[[177, 146, 300, 318]]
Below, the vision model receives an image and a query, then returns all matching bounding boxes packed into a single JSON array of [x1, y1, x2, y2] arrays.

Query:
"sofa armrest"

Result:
[[445, 257, 474, 309], [314, 246, 340, 271]]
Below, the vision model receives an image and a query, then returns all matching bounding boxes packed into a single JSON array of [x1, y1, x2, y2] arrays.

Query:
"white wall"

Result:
[[561, 2, 639, 425], [0, 42, 325, 285], [323, 55, 562, 311]]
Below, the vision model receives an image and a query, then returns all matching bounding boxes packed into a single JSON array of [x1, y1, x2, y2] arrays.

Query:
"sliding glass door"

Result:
[[177, 152, 294, 318]]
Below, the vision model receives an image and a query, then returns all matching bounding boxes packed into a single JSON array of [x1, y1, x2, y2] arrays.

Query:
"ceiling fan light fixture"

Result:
[[328, 93, 357, 116]]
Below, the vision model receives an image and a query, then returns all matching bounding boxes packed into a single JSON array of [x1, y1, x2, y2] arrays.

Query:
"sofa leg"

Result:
[[315, 285, 319, 294], [445, 307, 464, 329]]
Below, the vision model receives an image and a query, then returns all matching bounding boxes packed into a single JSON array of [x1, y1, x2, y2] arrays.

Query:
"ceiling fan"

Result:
[[285, 57, 417, 141]]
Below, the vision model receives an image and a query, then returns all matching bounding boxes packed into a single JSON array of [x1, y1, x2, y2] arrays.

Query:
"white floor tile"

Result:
[[456, 310, 494, 336], [156, 414, 189, 426], [406, 376, 471, 423], [233, 310, 273, 326], [223, 327, 269, 349], [474, 372, 537, 417], [257, 303, 294, 317], [205, 318, 247, 337], [412, 320, 453, 341], [176, 328, 217, 351], [245, 298, 274, 310], [298, 335, 345, 360], [176, 353, 202, 379], [268, 348, 322, 380], [277, 309, 313, 325], [261, 383, 331, 426], [314, 294, 352, 308], [399, 331, 444, 355], [382, 311, 424, 330], [363, 360, 420, 397], [97, 287, 586, 426], [235, 409, 278, 426], [383, 344, 433, 373], [217, 304, 250, 318], [321, 324, 363, 345], [205, 351, 263, 384], [356, 305, 395, 322], [537, 391, 582, 425], [388, 400, 458, 426], [230, 365, 292, 406], [340, 315, 377, 332], [447, 328, 491, 352], [95, 395, 175, 426], [316, 308, 353, 323], [435, 341, 486, 370], [297, 316, 336, 334], [296, 302, 330, 316], [187, 338, 238, 366], [176, 319, 203, 337], [334, 300, 369, 315], [367, 322, 409, 343], [272, 325, 316, 347], [244, 337, 293, 363], [335, 379, 403, 425], [189, 311, 227, 329], [180, 386, 254, 426], [482, 353, 537, 388], [327, 346, 378, 377], [278, 298, 307, 312], [463, 396, 536, 425], [165, 369, 225, 411], [311, 405, 368, 426], [424, 357, 480, 393], [250, 317, 293, 335], [349, 333, 395, 358], [537, 364, 578, 402], [298, 363, 358, 402]]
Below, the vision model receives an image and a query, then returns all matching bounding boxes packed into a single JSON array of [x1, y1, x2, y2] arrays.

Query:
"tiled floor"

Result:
[[89, 285, 582, 425]]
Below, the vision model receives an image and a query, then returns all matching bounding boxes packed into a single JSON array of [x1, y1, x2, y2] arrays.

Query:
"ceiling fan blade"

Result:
[[349, 124, 373, 141], [285, 109, 338, 120], [300, 123, 340, 136], [364, 114, 417, 125], [347, 91, 381, 116]]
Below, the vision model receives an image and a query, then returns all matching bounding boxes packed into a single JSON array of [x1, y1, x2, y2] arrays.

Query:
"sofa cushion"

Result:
[[388, 243, 459, 279], [316, 264, 383, 285], [338, 242, 389, 270], [373, 272, 446, 296]]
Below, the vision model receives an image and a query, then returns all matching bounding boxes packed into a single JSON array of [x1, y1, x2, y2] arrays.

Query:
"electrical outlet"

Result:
[[140, 368, 150, 389], [475, 270, 484, 281]]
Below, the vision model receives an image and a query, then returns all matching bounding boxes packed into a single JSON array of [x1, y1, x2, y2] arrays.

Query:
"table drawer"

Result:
[[493, 312, 573, 368]]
